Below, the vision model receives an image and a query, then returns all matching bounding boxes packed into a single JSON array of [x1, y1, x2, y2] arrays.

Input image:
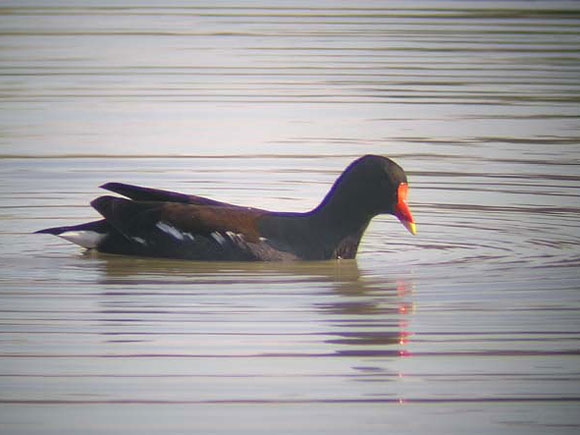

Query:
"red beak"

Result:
[[393, 183, 416, 235]]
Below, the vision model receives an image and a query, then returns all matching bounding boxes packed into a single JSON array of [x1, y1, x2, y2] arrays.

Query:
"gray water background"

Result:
[[1, 1, 579, 433]]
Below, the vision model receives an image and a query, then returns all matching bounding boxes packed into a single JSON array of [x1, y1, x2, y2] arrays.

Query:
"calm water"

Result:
[[1, 1, 580, 433]]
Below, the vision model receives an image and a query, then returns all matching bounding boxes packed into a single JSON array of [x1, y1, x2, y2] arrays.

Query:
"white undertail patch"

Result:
[[58, 231, 105, 249]]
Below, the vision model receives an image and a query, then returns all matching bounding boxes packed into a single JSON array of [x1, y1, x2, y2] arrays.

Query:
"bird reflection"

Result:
[[87, 251, 414, 359], [319, 269, 414, 358]]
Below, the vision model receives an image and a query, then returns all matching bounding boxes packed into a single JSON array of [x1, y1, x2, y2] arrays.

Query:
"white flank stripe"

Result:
[[211, 232, 226, 245], [132, 237, 147, 246], [156, 222, 185, 241], [226, 231, 245, 244]]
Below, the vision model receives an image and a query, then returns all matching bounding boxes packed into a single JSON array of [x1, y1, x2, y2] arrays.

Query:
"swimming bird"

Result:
[[36, 155, 416, 261]]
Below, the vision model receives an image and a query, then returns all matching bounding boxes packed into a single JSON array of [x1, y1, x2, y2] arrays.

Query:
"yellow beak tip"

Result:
[[405, 221, 417, 236]]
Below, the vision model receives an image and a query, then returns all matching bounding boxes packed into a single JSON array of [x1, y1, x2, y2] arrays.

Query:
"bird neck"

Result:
[[309, 182, 376, 246]]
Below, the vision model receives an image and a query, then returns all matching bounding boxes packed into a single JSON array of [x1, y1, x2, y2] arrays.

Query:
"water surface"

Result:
[[1, 2, 580, 434]]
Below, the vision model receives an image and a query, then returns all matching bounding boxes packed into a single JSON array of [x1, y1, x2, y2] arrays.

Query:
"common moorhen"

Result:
[[36, 155, 416, 261]]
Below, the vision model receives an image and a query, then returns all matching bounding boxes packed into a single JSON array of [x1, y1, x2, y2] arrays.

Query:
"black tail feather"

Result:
[[100, 182, 233, 207], [35, 226, 67, 235], [100, 182, 192, 203], [34, 219, 110, 235]]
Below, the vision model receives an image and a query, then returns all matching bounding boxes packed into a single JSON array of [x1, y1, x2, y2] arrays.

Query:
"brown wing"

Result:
[[158, 201, 264, 243], [90, 195, 267, 260], [100, 182, 245, 208]]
